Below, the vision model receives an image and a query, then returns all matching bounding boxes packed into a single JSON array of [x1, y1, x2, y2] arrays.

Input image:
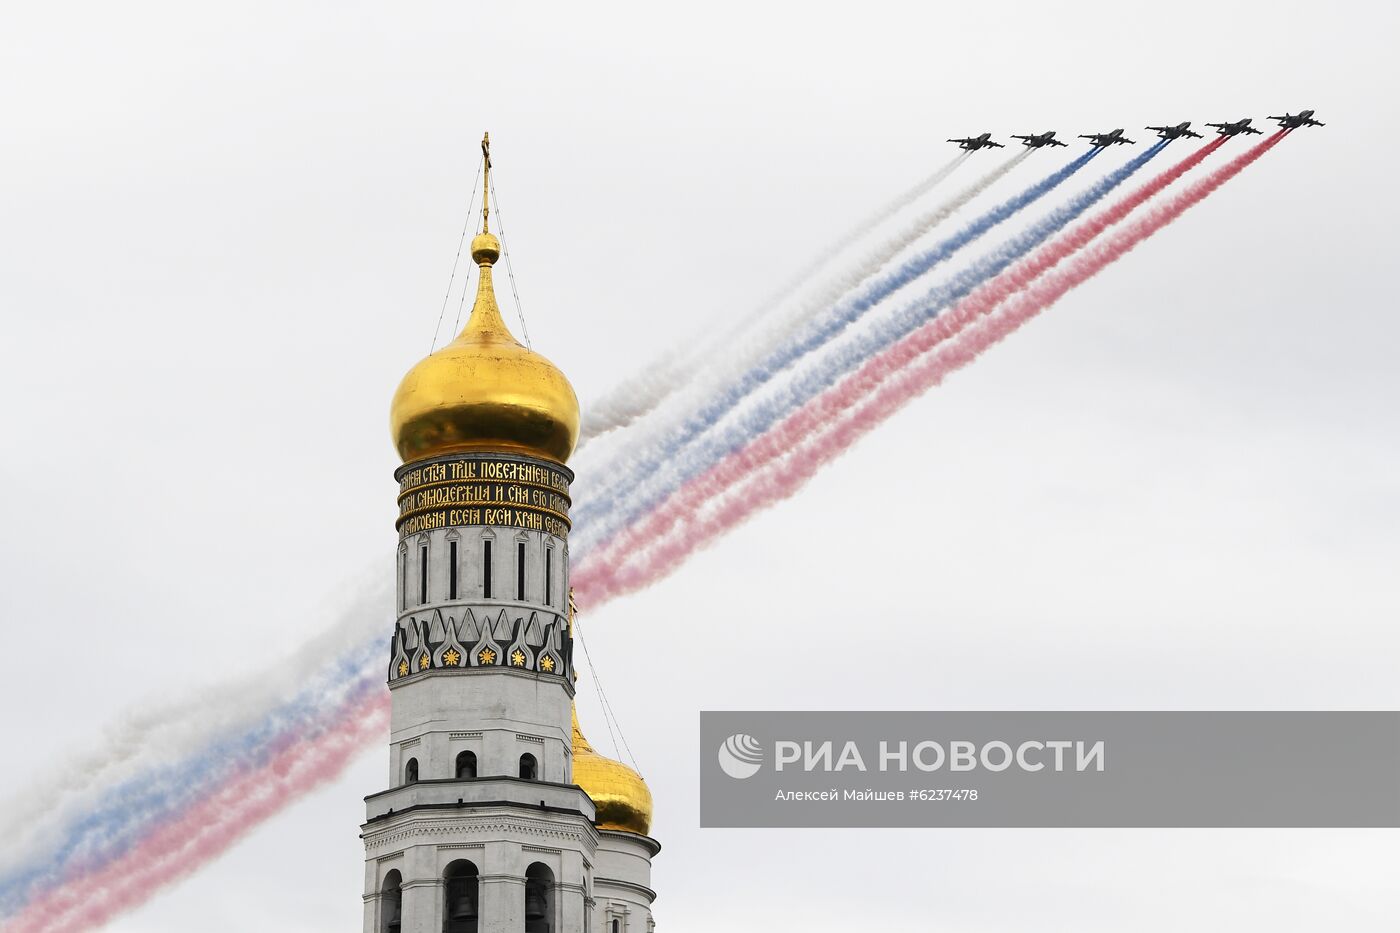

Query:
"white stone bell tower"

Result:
[[364, 134, 658, 933]]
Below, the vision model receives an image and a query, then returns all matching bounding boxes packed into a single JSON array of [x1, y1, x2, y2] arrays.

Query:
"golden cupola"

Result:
[[390, 136, 579, 465], [572, 707, 654, 836]]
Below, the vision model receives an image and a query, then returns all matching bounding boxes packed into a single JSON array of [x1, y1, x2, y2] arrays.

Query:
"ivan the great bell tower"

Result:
[[362, 135, 658, 933]]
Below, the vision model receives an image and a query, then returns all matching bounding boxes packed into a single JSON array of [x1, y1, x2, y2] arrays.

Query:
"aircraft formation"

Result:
[[947, 111, 1324, 151]]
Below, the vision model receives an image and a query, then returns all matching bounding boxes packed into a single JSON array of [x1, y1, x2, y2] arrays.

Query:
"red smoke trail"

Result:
[[6, 693, 390, 933], [932, 135, 1227, 337], [573, 131, 1285, 606], [574, 137, 1228, 598]]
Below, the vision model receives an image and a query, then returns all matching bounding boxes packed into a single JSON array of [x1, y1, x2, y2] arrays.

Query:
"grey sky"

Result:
[[2, 0, 1398, 930]]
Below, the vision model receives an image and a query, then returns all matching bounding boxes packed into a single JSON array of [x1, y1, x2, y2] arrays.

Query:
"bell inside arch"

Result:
[[449, 886, 477, 920], [523, 862, 554, 930], [443, 860, 480, 932], [525, 883, 547, 920]]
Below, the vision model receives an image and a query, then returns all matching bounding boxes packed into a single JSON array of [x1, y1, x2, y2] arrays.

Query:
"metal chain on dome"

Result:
[[571, 610, 645, 778], [431, 152, 485, 352], [486, 172, 533, 349]]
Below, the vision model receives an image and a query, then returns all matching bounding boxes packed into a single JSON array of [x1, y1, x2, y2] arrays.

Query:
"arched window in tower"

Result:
[[519, 752, 538, 781], [516, 541, 527, 601], [442, 859, 480, 933], [404, 757, 419, 784], [455, 750, 477, 779], [523, 862, 554, 924], [544, 546, 553, 607], [524, 863, 554, 933], [482, 539, 493, 598], [380, 869, 403, 933], [419, 541, 429, 605]]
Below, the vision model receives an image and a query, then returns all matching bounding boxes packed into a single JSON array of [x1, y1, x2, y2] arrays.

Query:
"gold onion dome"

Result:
[[572, 707, 653, 836], [390, 141, 579, 465]]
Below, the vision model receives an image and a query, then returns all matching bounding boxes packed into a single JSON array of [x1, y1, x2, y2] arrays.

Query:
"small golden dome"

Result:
[[572, 707, 653, 836], [390, 230, 579, 465], [469, 232, 500, 264]]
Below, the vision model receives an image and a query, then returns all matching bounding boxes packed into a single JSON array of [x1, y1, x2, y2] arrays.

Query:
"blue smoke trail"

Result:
[[577, 150, 975, 446], [610, 150, 1032, 458], [574, 150, 1094, 533], [573, 147, 1107, 544], [0, 637, 382, 917], [574, 141, 1168, 556]]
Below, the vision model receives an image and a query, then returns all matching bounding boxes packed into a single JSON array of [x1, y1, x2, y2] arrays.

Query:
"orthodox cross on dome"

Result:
[[481, 131, 493, 234]]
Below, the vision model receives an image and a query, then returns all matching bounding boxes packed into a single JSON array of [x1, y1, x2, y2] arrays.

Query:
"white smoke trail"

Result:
[[723, 148, 1030, 373], [0, 569, 390, 883], [575, 150, 974, 447], [571, 148, 1031, 509]]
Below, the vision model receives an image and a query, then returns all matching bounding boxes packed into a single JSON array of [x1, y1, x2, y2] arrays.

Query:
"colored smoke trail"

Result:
[[570, 133, 1285, 604], [708, 149, 1031, 391], [0, 579, 388, 920], [927, 135, 1228, 333], [6, 692, 391, 933], [576, 150, 974, 447], [573, 147, 1088, 540], [572, 143, 1160, 558], [764, 150, 1028, 347], [572, 137, 1223, 595], [0, 648, 382, 921]]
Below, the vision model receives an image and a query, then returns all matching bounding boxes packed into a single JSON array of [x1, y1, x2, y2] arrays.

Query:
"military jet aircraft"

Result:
[[1269, 110, 1325, 129], [1206, 118, 1263, 136], [947, 133, 1005, 151], [1010, 131, 1068, 148], [1146, 121, 1203, 140], [1080, 128, 1136, 147]]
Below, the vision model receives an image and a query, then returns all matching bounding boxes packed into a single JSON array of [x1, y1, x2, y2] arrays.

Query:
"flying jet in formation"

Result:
[[947, 132, 1004, 151], [1011, 131, 1068, 148], [1080, 128, 1135, 147], [952, 112, 1320, 154], [1206, 118, 1263, 137], [1146, 121, 1203, 140], [1270, 110, 1325, 129]]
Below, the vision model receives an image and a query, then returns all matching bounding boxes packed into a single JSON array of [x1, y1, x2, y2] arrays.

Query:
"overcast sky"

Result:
[[3, 1, 1399, 930]]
